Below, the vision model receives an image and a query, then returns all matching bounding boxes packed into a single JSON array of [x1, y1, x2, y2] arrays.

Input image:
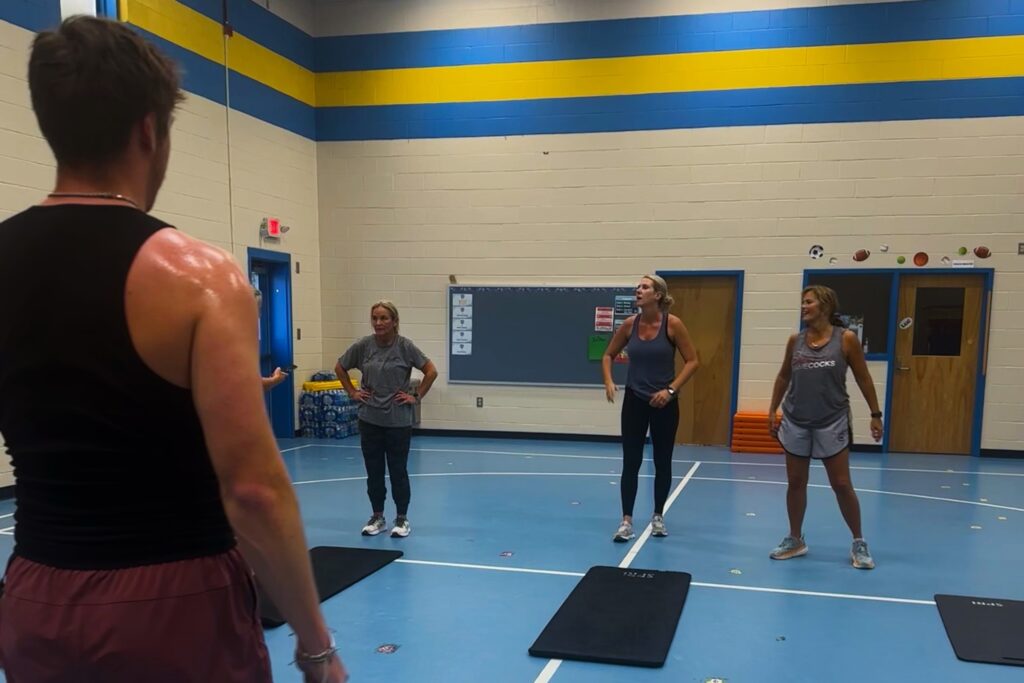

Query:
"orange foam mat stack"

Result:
[[731, 412, 784, 454]]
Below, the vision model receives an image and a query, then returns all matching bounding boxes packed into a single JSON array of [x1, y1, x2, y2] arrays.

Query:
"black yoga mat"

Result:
[[529, 566, 691, 668], [258, 546, 403, 628], [935, 594, 1024, 667]]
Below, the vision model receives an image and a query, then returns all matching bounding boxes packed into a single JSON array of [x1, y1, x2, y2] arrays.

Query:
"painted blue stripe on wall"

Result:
[[132, 25, 226, 106], [228, 71, 315, 139], [177, 0, 314, 71], [316, 77, 1024, 141], [227, 0, 313, 70], [0, 0, 61, 32], [315, 0, 1022, 71]]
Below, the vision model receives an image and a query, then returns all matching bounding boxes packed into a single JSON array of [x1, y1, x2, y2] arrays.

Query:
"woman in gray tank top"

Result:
[[602, 275, 699, 543], [768, 285, 884, 569]]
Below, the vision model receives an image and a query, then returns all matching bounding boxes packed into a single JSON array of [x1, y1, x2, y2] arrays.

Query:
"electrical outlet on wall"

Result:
[[476, 397, 483, 408]]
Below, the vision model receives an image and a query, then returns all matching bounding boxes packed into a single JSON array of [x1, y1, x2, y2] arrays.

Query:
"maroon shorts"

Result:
[[0, 548, 271, 683]]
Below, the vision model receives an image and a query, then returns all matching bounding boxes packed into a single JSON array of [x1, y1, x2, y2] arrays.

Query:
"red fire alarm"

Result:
[[260, 217, 289, 239]]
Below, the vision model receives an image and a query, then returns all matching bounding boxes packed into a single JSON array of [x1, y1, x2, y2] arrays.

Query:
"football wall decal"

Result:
[[973, 246, 991, 258], [853, 249, 870, 262]]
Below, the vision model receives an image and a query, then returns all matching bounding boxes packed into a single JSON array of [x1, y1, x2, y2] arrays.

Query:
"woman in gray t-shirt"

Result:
[[335, 301, 438, 538], [768, 285, 883, 570]]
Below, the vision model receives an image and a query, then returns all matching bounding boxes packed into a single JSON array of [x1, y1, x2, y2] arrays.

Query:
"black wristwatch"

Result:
[[870, 411, 882, 418], [666, 388, 676, 396]]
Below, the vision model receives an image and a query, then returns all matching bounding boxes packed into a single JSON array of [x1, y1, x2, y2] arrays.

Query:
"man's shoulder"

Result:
[[139, 229, 240, 283]]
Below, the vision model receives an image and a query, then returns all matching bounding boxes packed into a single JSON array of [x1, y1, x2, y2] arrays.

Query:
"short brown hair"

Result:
[[29, 16, 184, 167], [802, 285, 842, 325]]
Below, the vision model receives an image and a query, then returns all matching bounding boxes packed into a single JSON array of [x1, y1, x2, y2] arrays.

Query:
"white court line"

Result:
[[534, 660, 562, 683], [397, 559, 583, 578], [620, 462, 700, 568], [280, 444, 313, 454], [533, 461, 700, 683], [303, 443, 1024, 478], [0, 526, 13, 535], [292, 472, 633, 486], [695, 475, 1024, 513], [0, 513, 13, 519], [310, 443, 622, 462], [396, 556, 934, 606], [291, 471, 1024, 513]]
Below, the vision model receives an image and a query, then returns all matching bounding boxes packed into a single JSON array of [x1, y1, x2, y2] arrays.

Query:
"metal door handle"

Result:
[[896, 359, 910, 371]]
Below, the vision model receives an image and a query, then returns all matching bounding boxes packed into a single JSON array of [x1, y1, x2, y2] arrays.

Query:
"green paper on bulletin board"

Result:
[[588, 334, 610, 361]]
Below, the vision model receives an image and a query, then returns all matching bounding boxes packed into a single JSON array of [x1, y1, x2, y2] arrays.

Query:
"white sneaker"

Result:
[[391, 517, 411, 538], [651, 514, 668, 537], [613, 520, 634, 543], [361, 515, 386, 536]]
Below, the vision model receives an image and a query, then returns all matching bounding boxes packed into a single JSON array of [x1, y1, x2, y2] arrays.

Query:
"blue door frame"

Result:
[[96, 0, 118, 17], [248, 247, 295, 438], [803, 268, 993, 456], [656, 270, 744, 446]]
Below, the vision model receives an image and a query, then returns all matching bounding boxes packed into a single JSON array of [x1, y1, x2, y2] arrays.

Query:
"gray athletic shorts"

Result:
[[777, 412, 851, 459]]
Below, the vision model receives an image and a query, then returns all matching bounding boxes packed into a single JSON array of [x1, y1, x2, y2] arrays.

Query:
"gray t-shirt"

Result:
[[338, 335, 429, 428]]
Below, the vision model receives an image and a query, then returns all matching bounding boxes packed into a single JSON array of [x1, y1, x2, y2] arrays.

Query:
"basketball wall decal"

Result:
[[913, 252, 929, 266]]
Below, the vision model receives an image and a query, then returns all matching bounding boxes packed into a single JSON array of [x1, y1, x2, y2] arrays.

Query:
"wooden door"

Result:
[[665, 276, 737, 446], [890, 274, 985, 454]]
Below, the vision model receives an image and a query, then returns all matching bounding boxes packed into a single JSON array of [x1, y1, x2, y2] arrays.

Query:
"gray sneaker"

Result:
[[391, 517, 411, 538], [851, 539, 875, 569], [651, 514, 668, 537], [770, 535, 808, 560], [361, 515, 387, 536], [612, 520, 634, 543]]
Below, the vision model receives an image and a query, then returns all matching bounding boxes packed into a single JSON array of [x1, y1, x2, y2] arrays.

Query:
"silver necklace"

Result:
[[808, 326, 832, 348], [48, 192, 139, 208]]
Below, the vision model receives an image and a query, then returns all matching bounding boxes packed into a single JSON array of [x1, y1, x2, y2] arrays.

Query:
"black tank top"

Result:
[[0, 205, 234, 569]]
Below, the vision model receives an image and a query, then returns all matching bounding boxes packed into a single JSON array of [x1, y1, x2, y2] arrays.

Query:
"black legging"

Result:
[[359, 420, 412, 516], [620, 388, 679, 517]]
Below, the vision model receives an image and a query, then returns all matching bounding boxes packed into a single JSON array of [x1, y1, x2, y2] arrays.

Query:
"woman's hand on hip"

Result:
[[648, 389, 672, 408], [347, 388, 370, 403]]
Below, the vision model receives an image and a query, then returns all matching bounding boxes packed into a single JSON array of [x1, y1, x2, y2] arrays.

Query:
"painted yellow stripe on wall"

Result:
[[120, 0, 224, 65], [227, 34, 315, 106], [316, 35, 1024, 107], [122, 0, 315, 106]]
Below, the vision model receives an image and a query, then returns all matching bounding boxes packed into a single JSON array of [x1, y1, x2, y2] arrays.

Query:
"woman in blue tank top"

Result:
[[602, 275, 699, 543], [768, 285, 884, 569]]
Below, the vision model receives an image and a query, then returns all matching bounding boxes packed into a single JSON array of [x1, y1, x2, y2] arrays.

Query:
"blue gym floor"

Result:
[[1, 435, 1022, 682]]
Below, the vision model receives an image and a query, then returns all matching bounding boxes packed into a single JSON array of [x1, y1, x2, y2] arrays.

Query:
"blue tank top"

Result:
[[625, 313, 676, 401], [782, 326, 850, 428]]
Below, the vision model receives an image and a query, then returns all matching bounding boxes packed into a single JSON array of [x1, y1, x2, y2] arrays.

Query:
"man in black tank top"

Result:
[[0, 17, 346, 682]]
